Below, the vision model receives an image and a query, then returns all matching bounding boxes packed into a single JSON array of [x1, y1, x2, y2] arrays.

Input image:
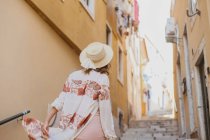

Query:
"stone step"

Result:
[[129, 124, 178, 128], [130, 118, 178, 123], [121, 119, 180, 140], [150, 125, 178, 130], [126, 127, 179, 133], [130, 119, 178, 128], [124, 131, 179, 137], [121, 135, 180, 140], [121, 138, 184, 140]]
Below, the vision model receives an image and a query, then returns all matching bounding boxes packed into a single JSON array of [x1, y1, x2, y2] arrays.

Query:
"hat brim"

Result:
[[79, 43, 113, 69]]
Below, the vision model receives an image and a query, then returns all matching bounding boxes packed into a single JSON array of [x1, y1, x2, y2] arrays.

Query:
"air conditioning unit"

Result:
[[165, 17, 177, 43]]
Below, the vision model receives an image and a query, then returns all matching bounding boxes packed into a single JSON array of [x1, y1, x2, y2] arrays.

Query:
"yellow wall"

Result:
[[28, 0, 107, 51], [107, 0, 129, 126], [0, 0, 129, 139], [126, 34, 142, 120], [172, 0, 210, 138], [140, 39, 148, 117], [172, 50, 179, 118], [109, 31, 128, 124], [0, 1, 80, 139]]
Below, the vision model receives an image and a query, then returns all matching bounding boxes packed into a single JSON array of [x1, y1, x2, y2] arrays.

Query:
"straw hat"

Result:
[[79, 42, 113, 69]]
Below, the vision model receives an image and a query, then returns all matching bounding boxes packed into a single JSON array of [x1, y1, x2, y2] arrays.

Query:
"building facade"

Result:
[[140, 38, 150, 117], [124, 0, 142, 121], [107, 0, 141, 135], [168, 0, 210, 139], [0, 0, 106, 139], [0, 0, 141, 139], [106, 0, 129, 136]]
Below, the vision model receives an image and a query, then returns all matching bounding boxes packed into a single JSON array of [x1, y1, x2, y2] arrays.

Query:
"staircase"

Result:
[[121, 118, 183, 140]]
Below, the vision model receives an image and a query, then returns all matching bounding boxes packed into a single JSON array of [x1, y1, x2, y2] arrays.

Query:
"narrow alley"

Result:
[[0, 0, 210, 140]]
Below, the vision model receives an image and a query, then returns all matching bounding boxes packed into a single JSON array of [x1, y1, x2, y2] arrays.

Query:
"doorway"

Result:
[[196, 54, 210, 139]]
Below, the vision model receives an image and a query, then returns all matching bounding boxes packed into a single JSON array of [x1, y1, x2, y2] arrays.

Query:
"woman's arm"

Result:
[[42, 107, 58, 137], [44, 107, 58, 125], [99, 76, 117, 139], [41, 74, 71, 137]]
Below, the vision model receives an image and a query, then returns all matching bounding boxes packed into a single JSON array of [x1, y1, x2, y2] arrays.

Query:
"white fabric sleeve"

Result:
[[99, 75, 117, 139], [51, 91, 66, 111], [51, 74, 71, 111]]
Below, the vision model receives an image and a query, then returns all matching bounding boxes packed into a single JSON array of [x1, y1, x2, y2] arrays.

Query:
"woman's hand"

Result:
[[41, 107, 58, 139], [41, 122, 49, 138]]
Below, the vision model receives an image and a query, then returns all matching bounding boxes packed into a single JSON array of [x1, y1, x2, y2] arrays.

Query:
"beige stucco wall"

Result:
[[126, 34, 142, 120], [140, 39, 148, 117], [29, 0, 107, 51], [0, 0, 81, 139], [109, 33, 128, 124], [107, 0, 129, 127], [172, 0, 210, 138]]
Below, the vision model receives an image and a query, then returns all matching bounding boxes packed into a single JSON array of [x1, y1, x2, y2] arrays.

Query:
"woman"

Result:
[[22, 42, 117, 140]]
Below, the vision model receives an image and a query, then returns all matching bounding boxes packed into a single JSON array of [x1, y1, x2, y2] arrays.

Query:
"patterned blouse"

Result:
[[51, 70, 117, 139]]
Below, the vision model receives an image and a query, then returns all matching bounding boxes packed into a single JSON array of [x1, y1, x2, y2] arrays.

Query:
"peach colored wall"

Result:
[[107, 0, 129, 126], [172, 48, 179, 119], [0, 1, 80, 139], [172, 0, 210, 138], [29, 0, 107, 51], [140, 39, 148, 117], [109, 33, 128, 124]]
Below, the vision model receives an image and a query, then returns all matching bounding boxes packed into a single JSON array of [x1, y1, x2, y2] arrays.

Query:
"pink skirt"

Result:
[[22, 111, 105, 140], [75, 111, 105, 140]]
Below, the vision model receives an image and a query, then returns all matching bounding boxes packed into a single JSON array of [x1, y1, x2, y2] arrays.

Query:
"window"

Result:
[[80, 0, 95, 20], [106, 23, 112, 47], [190, 0, 198, 13], [84, 0, 89, 5], [117, 45, 124, 84]]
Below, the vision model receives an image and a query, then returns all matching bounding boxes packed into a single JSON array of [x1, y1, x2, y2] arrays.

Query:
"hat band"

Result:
[[86, 47, 105, 62], [81, 58, 96, 69]]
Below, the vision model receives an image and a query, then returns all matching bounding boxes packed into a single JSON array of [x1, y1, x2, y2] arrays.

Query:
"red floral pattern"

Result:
[[78, 84, 87, 96], [93, 92, 100, 100], [22, 71, 116, 139], [59, 79, 110, 130], [65, 79, 110, 100], [99, 85, 110, 100], [77, 113, 92, 129], [63, 81, 71, 92], [22, 117, 43, 139], [70, 80, 86, 96], [59, 114, 74, 129], [58, 112, 92, 130]]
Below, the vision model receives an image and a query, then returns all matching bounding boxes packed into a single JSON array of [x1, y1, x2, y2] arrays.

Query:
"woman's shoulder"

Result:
[[91, 71, 108, 79], [97, 72, 109, 86], [68, 69, 84, 79], [67, 69, 109, 85]]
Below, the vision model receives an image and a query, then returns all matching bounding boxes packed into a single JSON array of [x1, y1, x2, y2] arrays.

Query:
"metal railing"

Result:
[[0, 110, 30, 125]]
